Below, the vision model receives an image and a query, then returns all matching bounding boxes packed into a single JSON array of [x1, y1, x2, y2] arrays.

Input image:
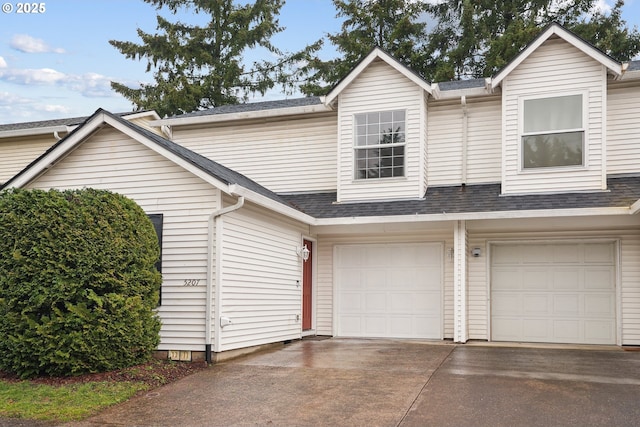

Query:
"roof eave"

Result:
[[313, 206, 632, 226], [150, 103, 335, 127], [0, 125, 75, 139], [229, 184, 316, 225]]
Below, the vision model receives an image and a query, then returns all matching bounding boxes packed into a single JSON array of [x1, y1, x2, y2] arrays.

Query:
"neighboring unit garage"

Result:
[[334, 243, 443, 339], [491, 241, 617, 345]]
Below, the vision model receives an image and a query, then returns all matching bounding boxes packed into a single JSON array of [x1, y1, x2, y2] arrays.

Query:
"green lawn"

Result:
[[0, 380, 148, 422]]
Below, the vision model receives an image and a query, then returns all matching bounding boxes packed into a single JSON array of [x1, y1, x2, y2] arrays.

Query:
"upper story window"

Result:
[[354, 110, 405, 179], [521, 94, 584, 169]]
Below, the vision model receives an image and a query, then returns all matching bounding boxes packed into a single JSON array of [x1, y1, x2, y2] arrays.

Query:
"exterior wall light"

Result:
[[471, 247, 482, 257], [298, 245, 310, 261]]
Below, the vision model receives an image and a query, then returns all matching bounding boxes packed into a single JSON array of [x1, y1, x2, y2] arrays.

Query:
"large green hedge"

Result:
[[0, 188, 162, 378]]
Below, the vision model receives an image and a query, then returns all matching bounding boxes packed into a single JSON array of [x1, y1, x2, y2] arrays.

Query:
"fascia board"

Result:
[[0, 125, 74, 139], [492, 24, 622, 88], [121, 110, 161, 121], [6, 113, 108, 189], [324, 48, 431, 105], [228, 184, 316, 225], [150, 103, 334, 127], [630, 199, 640, 215], [431, 86, 493, 100], [620, 69, 640, 81], [313, 206, 631, 226]]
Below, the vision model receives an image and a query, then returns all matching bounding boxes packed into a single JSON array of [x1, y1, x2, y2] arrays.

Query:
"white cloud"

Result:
[[592, 0, 613, 14], [10, 34, 66, 54], [0, 66, 119, 98], [0, 57, 6, 68]]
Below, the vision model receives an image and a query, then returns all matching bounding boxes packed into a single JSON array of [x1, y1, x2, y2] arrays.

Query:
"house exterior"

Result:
[[3, 23, 640, 361]]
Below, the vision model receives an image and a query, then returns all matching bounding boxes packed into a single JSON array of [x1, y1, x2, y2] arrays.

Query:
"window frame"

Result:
[[353, 109, 407, 180], [518, 91, 588, 171]]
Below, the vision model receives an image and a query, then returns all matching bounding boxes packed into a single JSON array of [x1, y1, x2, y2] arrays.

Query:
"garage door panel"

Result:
[[585, 268, 615, 290], [553, 245, 581, 263], [493, 318, 523, 340], [584, 294, 615, 316], [364, 269, 388, 289], [585, 320, 616, 342], [523, 269, 550, 290], [340, 293, 362, 313], [553, 294, 580, 315], [554, 320, 580, 340], [336, 243, 442, 339], [523, 294, 550, 314], [493, 294, 521, 315], [340, 270, 363, 290], [492, 269, 521, 290], [585, 244, 615, 263], [365, 293, 387, 312], [491, 242, 616, 345], [553, 269, 581, 290]]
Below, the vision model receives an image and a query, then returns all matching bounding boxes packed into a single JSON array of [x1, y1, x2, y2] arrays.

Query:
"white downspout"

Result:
[[461, 96, 468, 185], [206, 194, 244, 363]]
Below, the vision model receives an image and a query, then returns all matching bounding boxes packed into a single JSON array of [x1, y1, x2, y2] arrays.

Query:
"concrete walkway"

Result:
[[64, 339, 640, 427]]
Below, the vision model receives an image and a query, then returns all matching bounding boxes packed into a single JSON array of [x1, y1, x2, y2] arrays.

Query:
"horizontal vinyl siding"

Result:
[[467, 236, 488, 339], [171, 114, 337, 194], [503, 39, 605, 194], [219, 204, 307, 351], [337, 60, 424, 202], [27, 126, 217, 352], [620, 234, 640, 345], [427, 97, 502, 186], [0, 135, 58, 183], [315, 228, 455, 339], [607, 83, 640, 175]]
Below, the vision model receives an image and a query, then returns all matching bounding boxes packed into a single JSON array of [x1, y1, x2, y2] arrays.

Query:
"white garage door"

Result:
[[335, 243, 442, 339], [491, 242, 616, 345]]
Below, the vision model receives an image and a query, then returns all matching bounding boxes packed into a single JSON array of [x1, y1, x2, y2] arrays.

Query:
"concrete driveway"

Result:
[[69, 338, 640, 427]]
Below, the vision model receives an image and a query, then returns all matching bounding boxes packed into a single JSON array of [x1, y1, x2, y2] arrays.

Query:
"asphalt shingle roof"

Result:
[[281, 177, 640, 219], [438, 78, 486, 91], [2, 109, 294, 208], [0, 116, 88, 131], [171, 97, 324, 119]]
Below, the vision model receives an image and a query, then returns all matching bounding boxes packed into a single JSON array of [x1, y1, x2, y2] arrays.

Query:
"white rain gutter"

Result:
[[206, 194, 245, 362], [0, 125, 74, 139], [630, 199, 640, 215], [149, 103, 334, 127]]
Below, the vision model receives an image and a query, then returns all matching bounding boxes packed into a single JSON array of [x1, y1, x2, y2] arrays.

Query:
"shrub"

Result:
[[0, 188, 162, 378]]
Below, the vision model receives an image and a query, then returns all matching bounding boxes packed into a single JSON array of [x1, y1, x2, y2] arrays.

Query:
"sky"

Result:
[[0, 0, 638, 125]]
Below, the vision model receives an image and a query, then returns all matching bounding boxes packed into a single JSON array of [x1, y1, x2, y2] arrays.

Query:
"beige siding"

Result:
[[607, 83, 640, 175], [0, 135, 60, 183], [467, 236, 488, 339], [171, 114, 337, 194], [502, 39, 606, 194], [337, 60, 425, 202], [427, 97, 502, 186], [314, 227, 455, 339], [26, 126, 217, 352], [218, 204, 307, 351], [620, 234, 640, 345]]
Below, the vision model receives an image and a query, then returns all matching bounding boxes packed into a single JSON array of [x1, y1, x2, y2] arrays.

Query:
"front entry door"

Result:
[[302, 239, 313, 330]]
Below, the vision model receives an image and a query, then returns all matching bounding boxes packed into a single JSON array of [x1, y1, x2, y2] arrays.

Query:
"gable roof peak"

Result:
[[324, 46, 431, 106], [491, 21, 622, 88]]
